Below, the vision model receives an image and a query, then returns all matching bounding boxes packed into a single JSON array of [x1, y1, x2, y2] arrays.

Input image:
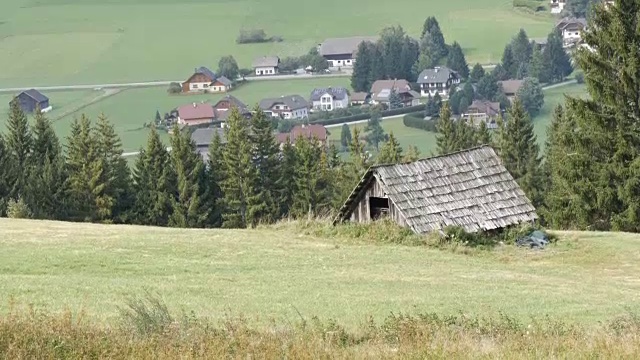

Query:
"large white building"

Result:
[[309, 87, 349, 111], [416, 66, 460, 98], [318, 36, 378, 68], [252, 56, 280, 76]]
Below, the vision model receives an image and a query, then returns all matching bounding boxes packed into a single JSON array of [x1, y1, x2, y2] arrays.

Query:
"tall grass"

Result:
[[2, 298, 640, 359]]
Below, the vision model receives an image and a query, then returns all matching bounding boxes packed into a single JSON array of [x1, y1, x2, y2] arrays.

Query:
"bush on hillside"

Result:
[[403, 112, 438, 132], [512, 0, 545, 12], [236, 29, 282, 44], [6, 198, 31, 219], [167, 82, 182, 94]]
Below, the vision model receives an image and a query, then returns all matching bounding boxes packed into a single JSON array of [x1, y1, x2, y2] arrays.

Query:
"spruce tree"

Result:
[[528, 45, 545, 82], [351, 41, 372, 92], [95, 114, 132, 222], [206, 129, 224, 227], [364, 110, 387, 150], [0, 136, 13, 216], [277, 139, 297, 217], [446, 42, 469, 79], [25, 110, 67, 219], [376, 132, 403, 164], [470, 63, 485, 82], [501, 45, 516, 79], [542, 30, 573, 83], [340, 123, 352, 150], [247, 108, 279, 225], [168, 125, 209, 228], [220, 108, 257, 228], [436, 103, 457, 155], [291, 136, 326, 217], [420, 17, 447, 60], [516, 77, 545, 116], [510, 29, 533, 79], [403, 145, 421, 162], [495, 98, 543, 207], [6, 98, 32, 199], [131, 126, 173, 226], [388, 89, 403, 109], [475, 120, 492, 146]]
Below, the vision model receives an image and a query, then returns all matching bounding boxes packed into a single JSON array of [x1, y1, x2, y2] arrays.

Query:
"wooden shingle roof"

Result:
[[334, 146, 538, 233]]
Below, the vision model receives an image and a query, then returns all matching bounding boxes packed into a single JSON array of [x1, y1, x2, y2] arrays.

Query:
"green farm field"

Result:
[[1, 218, 640, 327], [0, 0, 554, 87]]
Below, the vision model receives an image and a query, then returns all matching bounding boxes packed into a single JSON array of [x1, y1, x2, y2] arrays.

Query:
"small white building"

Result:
[[556, 17, 587, 46], [252, 56, 280, 76], [550, 0, 566, 14], [417, 66, 460, 98], [309, 87, 349, 111], [318, 36, 378, 68], [259, 95, 309, 120]]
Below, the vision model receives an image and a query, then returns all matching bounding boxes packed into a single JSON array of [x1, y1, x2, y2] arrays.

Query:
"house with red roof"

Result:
[[276, 124, 328, 146], [177, 102, 215, 126]]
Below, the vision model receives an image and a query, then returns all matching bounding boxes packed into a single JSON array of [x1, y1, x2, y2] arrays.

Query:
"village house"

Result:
[[259, 95, 309, 119], [12, 89, 51, 113], [350, 92, 369, 106], [177, 102, 215, 126], [333, 146, 538, 233], [309, 87, 349, 111], [191, 127, 227, 162], [318, 36, 378, 68], [276, 124, 328, 146], [550, 0, 566, 14], [498, 79, 525, 103], [370, 79, 421, 107], [181, 67, 233, 93], [252, 56, 280, 76], [417, 66, 460, 98], [212, 95, 251, 121], [556, 17, 587, 46], [464, 100, 501, 129]]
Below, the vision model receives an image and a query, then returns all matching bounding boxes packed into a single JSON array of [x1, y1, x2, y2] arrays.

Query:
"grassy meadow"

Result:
[[0, 0, 554, 87], [1, 218, 640, 327]]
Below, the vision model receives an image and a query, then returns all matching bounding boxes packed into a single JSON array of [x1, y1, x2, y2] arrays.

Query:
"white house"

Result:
[[318, 36, 378, 68], [556, 17, 587, 46], [550, 0, 566, 14], [309, 87, 349, 111], [252, 56, 280, 76], [417, 66, 460, 98], [259, 95, 309, 120]]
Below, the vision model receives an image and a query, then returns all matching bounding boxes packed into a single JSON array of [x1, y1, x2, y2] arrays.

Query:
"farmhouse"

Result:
[[464, 100, 501, 129], [417, 66, 460, 98], [253, 56, 280, 76], [370, 79, 420, 107], [13, 89, 51, 113], [499, 79, 524, 103], [334, 146, 538, 234], [350, 92, 369, 106], [259, 95, 309, 119], [556, 17, 587, 46], [310, 87, 349, 111], [177, 102, 215, 126], [276, 124, 328, 145], [212, 95, 251, 121], [550, 0, 566, 14], [318, 36, 378, 68], [191, 127, 227, 162]]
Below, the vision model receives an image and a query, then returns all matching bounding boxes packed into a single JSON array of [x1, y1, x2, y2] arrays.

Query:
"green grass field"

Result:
[[533, 82, 588, 146], [0, 0, 553, 87], [1, 218, 639, 327]]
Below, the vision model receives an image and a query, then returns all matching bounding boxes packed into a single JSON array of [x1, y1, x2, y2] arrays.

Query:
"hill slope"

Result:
[[1, 218, 638, 326]]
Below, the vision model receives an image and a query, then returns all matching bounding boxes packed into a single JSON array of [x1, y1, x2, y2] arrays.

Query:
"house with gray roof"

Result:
[[259, 95, 309, 119], [370, 79, 420, 107], [318, 36, 378, 67], [417, 66, 460, 98], [182, 66, 233, 93], [252, 56, 280, 76], [309, 87, 349, 111], [334, 146, 538, 234], [191, 127, 227, 163], [555, 17, 587, 46]]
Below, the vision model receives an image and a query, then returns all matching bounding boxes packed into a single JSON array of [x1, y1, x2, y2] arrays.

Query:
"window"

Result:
[[203, 84, 209, 88], [191, 84, 199, 89], [369, 197, 389, 220]]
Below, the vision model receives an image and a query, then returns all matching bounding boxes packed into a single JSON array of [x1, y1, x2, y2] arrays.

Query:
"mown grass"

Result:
[[1, 218, 640, 328], [0, 0, 554, 87]]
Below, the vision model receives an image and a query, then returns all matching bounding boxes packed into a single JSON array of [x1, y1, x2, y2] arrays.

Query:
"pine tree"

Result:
[[388, 89, 403, 109], [206, 129, 224, 227], [528, 45, 545, 82], [501, 45, 516, 79], [470, 63, 485, 82], [369, 44, 385, 86], [220, 108, 257, 228], [510, 29, 533, 79], [291, 136, 327, 217], [25, 110, 67, 219], [131, 126, 173, 226], [476, 73, 500, 100], [95, 114, 132, 222], [168, 125, 209, 228], [6, 98, 32, 199], [516, 77, 545, 116], [399, 36, 420, 81], [403, 145, 421, 162], [379, 26, 405, 80], [542, 29, 573, 83], [475, 120, 492, 146], [154, 110, 162, 125], [247, 108, 279, 225], [340, 123, 352, 150], [436, 103, 457, 155], [495, 98, 542, 207], [351, 41, 373, 92], [364, 110, 387, 150], [420, 17, 447, 60], [376, 132, 403, 164], [425, 93, 443, 117], [0, 136, 13, 216], [277, 139, 297, 217], [65, 115, 105, 221], [349, 127, 369, 175], [446, 42, 469, 79]]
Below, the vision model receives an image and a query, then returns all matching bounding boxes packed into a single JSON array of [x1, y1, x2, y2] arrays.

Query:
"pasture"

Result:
[[0, 0, 554, 87], [1, 218, 639, 327]]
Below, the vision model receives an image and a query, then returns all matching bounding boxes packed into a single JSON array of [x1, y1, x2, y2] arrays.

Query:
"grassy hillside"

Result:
[[0, 0, 554, 87], [1, 218, 639, 327]]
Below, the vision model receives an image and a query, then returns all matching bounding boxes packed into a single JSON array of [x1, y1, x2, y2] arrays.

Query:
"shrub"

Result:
[[6, 198, 32, 219], [575, 71, 585, 84], [118, 290, 174, 337], [236, 29, 281, 44], [402, 112, 438, 132], [309, 104, 425, 127], [167, 82, 182, 94], [512, 0, 545, 12]]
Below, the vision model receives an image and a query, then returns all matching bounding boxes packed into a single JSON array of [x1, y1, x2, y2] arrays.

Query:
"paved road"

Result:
[[0, 73, 352, 93], [542, 79, 577, 90]]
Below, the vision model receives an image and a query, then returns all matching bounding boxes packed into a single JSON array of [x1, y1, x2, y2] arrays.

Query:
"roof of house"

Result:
[[214, 76, 233, 86], [213, 95, 248, 110], [259, 95, 309, 111], [319, 36, 378, 56], [498, 79, 525, 95], [350, 92, 369, 102], [193, 66, 217, 81], [177, 102, 215, 121], [556, 17, 587, 30], [290, 124, 327, 141], [334, 146, 538, 233], [191, 127, 227, 147], [530, 37, 548, 46], [252, 56, 280, 68], [20, 89, 48, 103], [467, 100, 501, 116], [370, 79, 411, 95], [417, 67, 458, 84], [310, 87, 349, 101]]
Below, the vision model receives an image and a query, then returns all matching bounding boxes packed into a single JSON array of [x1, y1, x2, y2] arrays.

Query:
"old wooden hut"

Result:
[[333, 146, 538, 234]]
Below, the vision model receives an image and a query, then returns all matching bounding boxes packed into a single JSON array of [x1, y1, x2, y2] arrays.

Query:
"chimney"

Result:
[[193, 103, 197, 107]]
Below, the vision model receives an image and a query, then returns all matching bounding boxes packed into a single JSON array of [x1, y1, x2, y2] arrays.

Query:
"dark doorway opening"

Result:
[[369, 197, 389, 220]]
